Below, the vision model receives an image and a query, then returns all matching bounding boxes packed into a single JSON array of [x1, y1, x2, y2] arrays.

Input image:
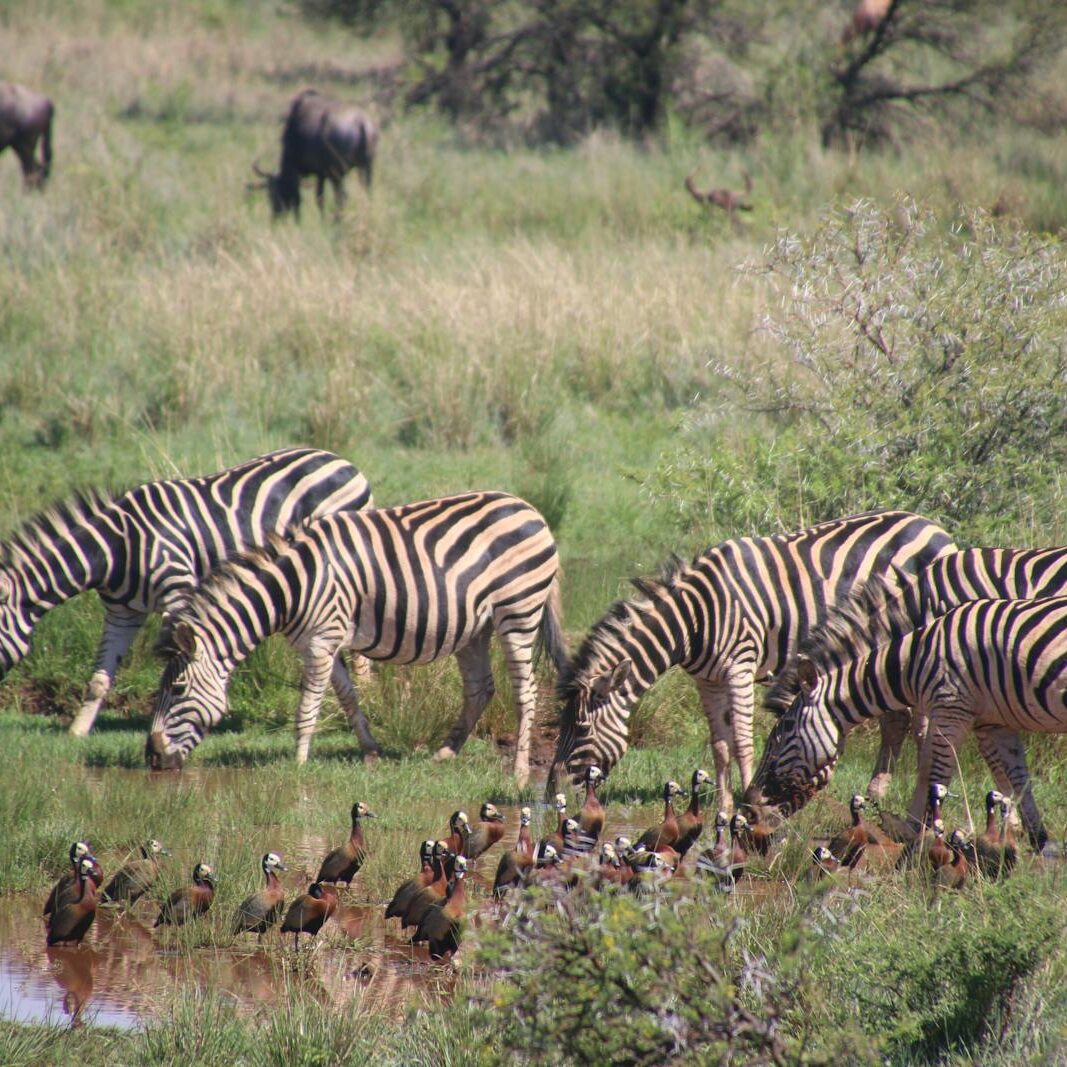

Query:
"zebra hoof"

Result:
[[363, 749, 381, 764], [68, 719, 93, 738], [867, 773, 891, 802], [432, 746, 457, 763]]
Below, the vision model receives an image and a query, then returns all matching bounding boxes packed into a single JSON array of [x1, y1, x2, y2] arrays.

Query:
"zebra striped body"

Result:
[[0, 448, 371, 736], [147, 492, 566, 786], [865, 547, 1067, 799], [549, 511, 954, 805], [748, 593, 1067, 851]]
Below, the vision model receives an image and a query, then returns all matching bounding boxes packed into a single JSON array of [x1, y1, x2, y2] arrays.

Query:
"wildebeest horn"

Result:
[[251, 158, 272, 179]]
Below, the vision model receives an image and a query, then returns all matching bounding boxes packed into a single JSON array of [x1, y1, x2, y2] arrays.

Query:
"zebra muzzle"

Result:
[[146, 730, 184, 771]]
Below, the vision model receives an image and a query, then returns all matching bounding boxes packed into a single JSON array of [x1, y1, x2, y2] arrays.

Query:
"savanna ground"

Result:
[[4, 0, 1067, 1063]]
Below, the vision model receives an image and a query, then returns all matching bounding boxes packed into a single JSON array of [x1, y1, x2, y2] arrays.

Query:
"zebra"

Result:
[[548, 510, 954, 806], [868, 547, 1067, 800], [146, 491, 567, 786], [0, 447, 372, 736], [745, 586, 1067, 853]]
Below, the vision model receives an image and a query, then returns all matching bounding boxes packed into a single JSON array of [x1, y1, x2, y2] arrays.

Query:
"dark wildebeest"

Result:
[[250, 89, 378, 218], [0, 83, 53, 190]]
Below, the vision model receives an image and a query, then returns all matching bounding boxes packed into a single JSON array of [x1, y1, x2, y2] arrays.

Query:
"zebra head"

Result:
[[550, 658, 634, 788], [146, 620, 229, 770], [0, 568, 36, 674], [743, 656, 843, 816]]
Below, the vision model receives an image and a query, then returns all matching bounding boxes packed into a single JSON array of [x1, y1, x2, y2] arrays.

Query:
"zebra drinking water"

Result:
[[548, 510, 954, 806], [146, 491, 566, 786], [0, 447, 372, 735], [746, 583, 1067, 852]]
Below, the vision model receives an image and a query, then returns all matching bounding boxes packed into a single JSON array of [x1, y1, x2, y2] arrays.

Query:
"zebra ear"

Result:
[[591, 660, 631, 700], [797, 656, 818, 698], [173, 621, 200, 661]]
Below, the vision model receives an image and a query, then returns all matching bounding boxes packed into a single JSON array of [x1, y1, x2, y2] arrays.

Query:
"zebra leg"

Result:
[[69, 606, 146, 736], [726, 670, 758, 794], [294, 644, 336, 764], [329, 656, 380, 760], [907, 704, 972, 830], [433, 632, 494, 765], [867, 709, 912, 801], [497, 629, 538, 789], [974, 724, 1046, 851], [696, 681, 735, 814]]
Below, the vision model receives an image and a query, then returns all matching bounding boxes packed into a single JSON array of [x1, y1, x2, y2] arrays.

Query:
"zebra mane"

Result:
[[0, 488, 116, 570], [764, 572, 923, 716], [556, 555, 688, 723], [156, 532, 292, 653]]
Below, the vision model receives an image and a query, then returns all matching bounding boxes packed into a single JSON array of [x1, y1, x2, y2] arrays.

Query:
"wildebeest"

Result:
[[0, 83, 53, 190], [250, 89, 378, 218]]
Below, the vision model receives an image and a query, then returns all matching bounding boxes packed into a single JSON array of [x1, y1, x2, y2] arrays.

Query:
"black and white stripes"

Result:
[[549, 510, 954, 805], [747, 585, 1067, 852], [147, 492, 566, 786], [0, 447, 371, 735]]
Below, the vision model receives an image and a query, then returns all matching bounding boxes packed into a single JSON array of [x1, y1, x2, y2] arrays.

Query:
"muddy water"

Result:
[[0, 774, 670, 1031]]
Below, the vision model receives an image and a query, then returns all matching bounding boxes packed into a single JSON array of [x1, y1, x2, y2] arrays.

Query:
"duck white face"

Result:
[[714, 811, 729, 830], [482, 803, 505, 823], [693, 769, 710, 787], [554, 794, 567, 813], [520, 807, 532, 826], [666, 780, 686, 798], [614, 835, 632, 852], [730, 813, 749, 833], [264, 852, 287, 873], [563, 818, 579, 835], [814, 846, 834, 863], [453, 856, 468, 879], [78, 856, 98, 878]]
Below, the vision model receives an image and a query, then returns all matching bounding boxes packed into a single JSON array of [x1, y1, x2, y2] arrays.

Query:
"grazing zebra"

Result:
[[146, 492, 566, 786], [548, 510, 954, 805], [0, 448, 372, 736], [870, 547, 1067, 799], [745, 586, 1067, 852]]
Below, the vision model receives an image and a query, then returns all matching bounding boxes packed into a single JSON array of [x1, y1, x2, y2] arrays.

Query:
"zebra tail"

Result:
[[537, 571, 568, 675]]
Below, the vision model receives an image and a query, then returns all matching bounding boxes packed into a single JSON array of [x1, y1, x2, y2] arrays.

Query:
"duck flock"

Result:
[[41, 764, 1019, 966]]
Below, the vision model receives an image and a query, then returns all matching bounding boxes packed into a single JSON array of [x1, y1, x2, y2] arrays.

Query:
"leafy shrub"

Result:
[[649, 198, 1067, 544]]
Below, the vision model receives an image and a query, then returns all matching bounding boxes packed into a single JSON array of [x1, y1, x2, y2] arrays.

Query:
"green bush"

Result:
[[649, 198, 1067, 544]]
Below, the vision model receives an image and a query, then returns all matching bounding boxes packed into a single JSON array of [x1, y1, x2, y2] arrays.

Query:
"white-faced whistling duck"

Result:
[[829, 795, 882, 869], [673, 768, 711, 858], [998, 797, 1019, 874], [233, 852, 288, 937], [154, 863, 216, 928], [575, 765, 606, 853], [44, 842, 103, 922], [281, 881, 338, 947], [933, 830, 970, 890], [561, 817, 585, 858], [316, 801, 376, 885], [465, 802, 507, 860], [927, 820, 953, 873], [634, 780, 687, 853], [541, 794, 569, 855], [973, 789, 1006, 877], [386, 839, 437, 920], [401, 841, 452, 930], [526, 842, 562, 888], [492, 808, 534, 897], [46, 856, 100, 947], [627, 851, 675, 896], [412, 856, 468, 960], [592, 842, 625, 889], [101, 839, 169, 905], [444, 810, 470, 856], [805, 846, 841, 881]]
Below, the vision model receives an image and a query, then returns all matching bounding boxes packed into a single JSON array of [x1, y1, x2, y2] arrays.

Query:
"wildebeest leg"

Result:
[[433, 630, 494, 765], [14, 136, 43, 190], [974, 724, 1045, 850], [330, 654, 380, 760], [331, 176, 345, 220], [70, 605, 147, 736], [315, 176, 326, 216]]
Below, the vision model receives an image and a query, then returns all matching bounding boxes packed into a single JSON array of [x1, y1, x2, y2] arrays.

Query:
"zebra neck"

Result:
[[830, 632, 918, 730], [9, 507, 120, 610], [613, 598, 690, 697]]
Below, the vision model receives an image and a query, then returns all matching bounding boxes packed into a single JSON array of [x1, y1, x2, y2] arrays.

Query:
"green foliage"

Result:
[[476, 884, 874, 1065], [650, 198, 1067, 544]]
